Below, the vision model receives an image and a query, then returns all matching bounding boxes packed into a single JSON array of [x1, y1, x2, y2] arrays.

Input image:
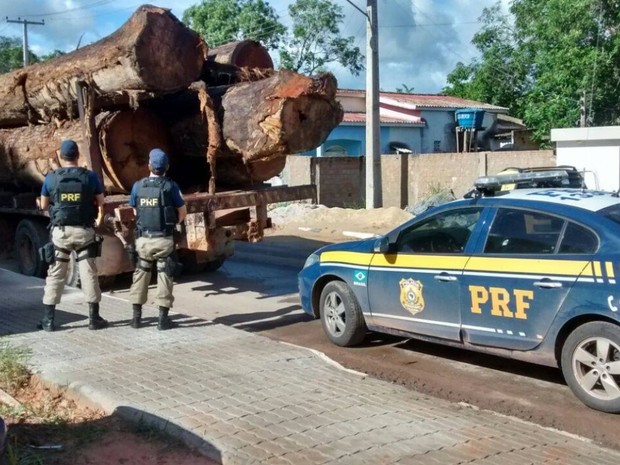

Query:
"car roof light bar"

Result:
[[474, 170, 569, 191]]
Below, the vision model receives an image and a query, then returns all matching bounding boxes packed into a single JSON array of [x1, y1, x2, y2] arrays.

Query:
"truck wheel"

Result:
[[319, 281, 367, 347], [179, 251, 225, 274], [561, 321, 620, 413], [203, 258, 225, 273], [15, 219, 49, 278]]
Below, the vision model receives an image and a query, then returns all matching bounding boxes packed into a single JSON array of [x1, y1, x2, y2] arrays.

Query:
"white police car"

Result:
[[298, 171, 620, 413]]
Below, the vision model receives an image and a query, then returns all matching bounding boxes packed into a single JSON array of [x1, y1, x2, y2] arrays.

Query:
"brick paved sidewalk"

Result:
[[1, 269, 619, 465]]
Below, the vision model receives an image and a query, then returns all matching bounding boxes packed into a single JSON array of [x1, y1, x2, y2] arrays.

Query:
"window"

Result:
[[433, 140, 441, 152], [559, 223, 598, 254], [485, 208, 563, 254], [325, 145, 347, 156], [397, 208, 482, 254]]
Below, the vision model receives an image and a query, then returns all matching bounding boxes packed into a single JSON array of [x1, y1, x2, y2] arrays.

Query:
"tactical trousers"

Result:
[[129, 236, 175, 308], [43, 226, 101, 305]]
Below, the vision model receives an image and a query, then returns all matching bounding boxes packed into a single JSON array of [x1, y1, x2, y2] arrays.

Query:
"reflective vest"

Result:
[[48, 167, 96, 227], [134, 177, 177, 236]]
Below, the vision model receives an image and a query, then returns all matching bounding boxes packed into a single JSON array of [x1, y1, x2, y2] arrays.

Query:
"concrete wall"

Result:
[[551, 127, 620, 191], [284, 150, 555, 208]]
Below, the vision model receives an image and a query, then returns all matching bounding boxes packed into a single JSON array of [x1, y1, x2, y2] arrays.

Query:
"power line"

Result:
[[12, 0, 119, 18]]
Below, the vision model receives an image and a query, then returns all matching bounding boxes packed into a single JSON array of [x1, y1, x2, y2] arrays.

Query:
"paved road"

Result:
[[111, 237, 620, 451], [3, 233, 619, 452], [2, 269, 620, 464]]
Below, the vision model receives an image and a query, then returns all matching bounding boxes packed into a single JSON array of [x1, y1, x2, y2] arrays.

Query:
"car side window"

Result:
[[484, 208, 564, 254], [559, 222, 598, 254], [396, 208, 482, 254]]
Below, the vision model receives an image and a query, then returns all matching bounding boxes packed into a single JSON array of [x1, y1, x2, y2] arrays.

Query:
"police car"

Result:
[[298, 170, 620, 413]]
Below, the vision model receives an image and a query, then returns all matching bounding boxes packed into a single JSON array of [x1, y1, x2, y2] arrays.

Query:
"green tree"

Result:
[[279, 0, 364, 76], [183, 0, 285, 49], [443, 0, 620, 143], [0, 36, 39, 73], [40, 50, 65, 61]]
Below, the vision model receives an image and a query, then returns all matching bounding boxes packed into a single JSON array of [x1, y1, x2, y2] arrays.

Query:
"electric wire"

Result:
[[11, 0, 119, 18]]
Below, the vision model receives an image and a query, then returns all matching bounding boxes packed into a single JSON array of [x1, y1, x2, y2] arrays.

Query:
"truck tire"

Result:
[[179, 250, 225, 274], [15, 219, 49, 278]]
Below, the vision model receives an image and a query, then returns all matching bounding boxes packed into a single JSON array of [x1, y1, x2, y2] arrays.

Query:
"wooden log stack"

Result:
[[0, 4, 343, 194]]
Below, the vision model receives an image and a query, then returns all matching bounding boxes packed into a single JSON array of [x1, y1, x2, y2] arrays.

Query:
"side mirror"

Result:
[[373, 236, 391, 253]]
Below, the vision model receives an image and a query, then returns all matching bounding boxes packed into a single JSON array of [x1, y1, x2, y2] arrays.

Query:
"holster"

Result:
[[38, 242, 56, 265], [88, 234, 104, 258], [162, 252, 183, 278]]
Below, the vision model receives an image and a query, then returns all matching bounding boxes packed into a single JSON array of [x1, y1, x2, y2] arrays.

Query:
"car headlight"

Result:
[[303, 253, 320, 269]]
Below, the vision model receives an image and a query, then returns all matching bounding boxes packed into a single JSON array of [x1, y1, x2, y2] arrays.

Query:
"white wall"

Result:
[[552, 127, 620, 191], [556, 140, 619, 191]]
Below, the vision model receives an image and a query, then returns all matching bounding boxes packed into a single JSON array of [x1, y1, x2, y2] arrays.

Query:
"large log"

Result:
[[0, 70, 343, 193], [163, 71, 342, 185], [0, 5, 206, 127], [0, 109, 171, 192], [220, 70, 343, 162]]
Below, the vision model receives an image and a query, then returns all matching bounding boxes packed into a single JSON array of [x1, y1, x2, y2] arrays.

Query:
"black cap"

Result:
[[59, 140, 79, 160]]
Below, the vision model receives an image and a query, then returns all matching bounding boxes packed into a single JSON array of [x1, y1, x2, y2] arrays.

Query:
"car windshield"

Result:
[[598, 204, 620, 225]]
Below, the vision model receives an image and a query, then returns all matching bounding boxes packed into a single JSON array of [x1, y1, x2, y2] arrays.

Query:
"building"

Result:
[[305, 89, 512, 156]]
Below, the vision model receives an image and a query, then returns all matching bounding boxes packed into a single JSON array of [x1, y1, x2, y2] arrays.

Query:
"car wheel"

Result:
[[15, 219, 49, 278], [319, 281, 367, 347], [561, 321, 620, 413]]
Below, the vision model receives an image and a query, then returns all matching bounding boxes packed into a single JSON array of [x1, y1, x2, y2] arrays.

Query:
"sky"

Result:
[[0, 0, 510, 93]]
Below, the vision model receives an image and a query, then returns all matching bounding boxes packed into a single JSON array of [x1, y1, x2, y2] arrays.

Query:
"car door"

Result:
[[367, 207, 483, 341], [460, 207, 598, 350]]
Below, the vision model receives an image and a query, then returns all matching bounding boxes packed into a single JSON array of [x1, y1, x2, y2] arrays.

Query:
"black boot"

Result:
[[131, 304, 142, 329], [88, 303, 108, 330], [37, 304, 55, 332], [157, 306, 176, 330]]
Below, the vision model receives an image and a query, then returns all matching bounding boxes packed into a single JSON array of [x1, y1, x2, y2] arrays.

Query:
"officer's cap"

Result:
[[59, 139, 79, 160], [149, 148, 169, 171]]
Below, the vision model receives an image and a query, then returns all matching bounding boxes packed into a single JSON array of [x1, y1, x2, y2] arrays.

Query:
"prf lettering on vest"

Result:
[[469, 285, 534, 320], [139, 198, 159, 207], [60, 193, 81, 202]]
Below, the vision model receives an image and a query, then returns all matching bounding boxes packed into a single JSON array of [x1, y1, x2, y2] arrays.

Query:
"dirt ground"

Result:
[[1, 377, 217, 465], [266, 204, 414, 242]]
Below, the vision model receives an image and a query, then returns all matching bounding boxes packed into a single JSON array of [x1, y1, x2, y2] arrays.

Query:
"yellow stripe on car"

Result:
[[465, 257, 590, 276]]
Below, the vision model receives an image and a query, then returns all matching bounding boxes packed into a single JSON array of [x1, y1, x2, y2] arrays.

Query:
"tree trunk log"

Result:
[[220, 70, 343, 162], [0, 109, 171, 193], [0, 5, 206, 127], [0, 70, 343, 193]]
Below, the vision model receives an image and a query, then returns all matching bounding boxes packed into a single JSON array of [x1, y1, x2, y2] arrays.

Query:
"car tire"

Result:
[[15, 219, 49, 278], [319, 281, 367, 347], [561, 321, 620, 413]]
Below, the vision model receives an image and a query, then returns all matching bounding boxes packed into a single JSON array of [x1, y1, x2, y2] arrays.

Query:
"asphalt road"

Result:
[[7, 234, 620, 451]]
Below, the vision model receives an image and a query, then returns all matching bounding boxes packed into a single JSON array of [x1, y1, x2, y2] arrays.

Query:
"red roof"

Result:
[[338, 89, 507, 111]]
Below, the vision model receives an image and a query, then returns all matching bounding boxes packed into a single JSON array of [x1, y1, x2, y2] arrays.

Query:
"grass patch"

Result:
[[0, 340, 31, 395]]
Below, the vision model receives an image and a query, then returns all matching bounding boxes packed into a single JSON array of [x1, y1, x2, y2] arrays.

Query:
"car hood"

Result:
[[315, 237, 378, 255]]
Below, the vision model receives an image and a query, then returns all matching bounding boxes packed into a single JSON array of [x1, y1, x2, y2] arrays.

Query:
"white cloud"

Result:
[[1, 0, 509, 93]]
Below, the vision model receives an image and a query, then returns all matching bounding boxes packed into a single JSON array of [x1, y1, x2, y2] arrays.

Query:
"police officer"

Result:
[[128, 148, 186, 330], [39, 139, 108, 332]]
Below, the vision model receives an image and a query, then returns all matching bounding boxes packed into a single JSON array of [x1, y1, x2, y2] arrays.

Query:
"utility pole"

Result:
[[6, 17, 45, 67], [365, 0, 381, 208]]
